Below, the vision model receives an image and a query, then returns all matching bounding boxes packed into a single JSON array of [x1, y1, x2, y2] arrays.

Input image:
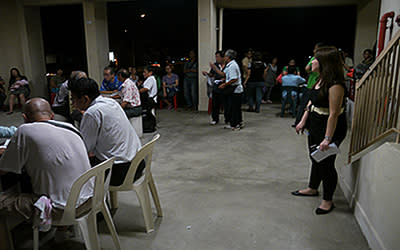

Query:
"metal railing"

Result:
[[349, 30, 400, 162]]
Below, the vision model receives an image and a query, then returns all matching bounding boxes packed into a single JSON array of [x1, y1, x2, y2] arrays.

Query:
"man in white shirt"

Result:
[[0, 98, 93, 220], [68, 78, 143, 186], [52, 71, 87, 119], [140, 66, 158, 103]]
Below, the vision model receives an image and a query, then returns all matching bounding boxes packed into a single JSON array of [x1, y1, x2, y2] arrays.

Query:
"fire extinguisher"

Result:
[[377, 11, 395, 56]]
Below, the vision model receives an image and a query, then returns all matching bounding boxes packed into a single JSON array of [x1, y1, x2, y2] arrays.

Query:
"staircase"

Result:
[[349, 30, 400, 162]]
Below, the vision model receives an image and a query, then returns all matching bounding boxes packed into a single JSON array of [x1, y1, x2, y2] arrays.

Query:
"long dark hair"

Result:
[[315, 47, 345, 100], [9, 67, 23, 85]]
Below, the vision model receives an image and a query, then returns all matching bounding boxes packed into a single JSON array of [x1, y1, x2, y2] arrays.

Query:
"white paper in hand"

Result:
[[0, 139, 10, 149], [311, 143, 340, 162]]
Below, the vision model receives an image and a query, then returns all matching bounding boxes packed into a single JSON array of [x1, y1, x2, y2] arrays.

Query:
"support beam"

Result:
[[198, 0, 217, 111], [22, 5, 47, 98], [218, 8, 224, 51], [83, 0, 109, 84]]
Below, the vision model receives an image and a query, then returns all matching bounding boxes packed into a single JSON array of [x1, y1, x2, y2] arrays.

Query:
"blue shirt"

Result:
[[100, 76, 122, 91], [0, 126, 17, 138], [223, 60, 243, 94], [282, 74, 306, 87]]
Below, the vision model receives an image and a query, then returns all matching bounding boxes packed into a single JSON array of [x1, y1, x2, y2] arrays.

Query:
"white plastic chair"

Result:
[[33, 158, 121, 250], [129, 115, 143, 138], [109, 134, 162, 233]]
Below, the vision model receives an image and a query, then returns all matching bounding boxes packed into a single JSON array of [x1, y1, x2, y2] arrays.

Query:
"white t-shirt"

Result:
[[52, 80, 69, 107], [143, 75, 158, 102], [80, 96, 141, 164], [0, 120, 93, 208]]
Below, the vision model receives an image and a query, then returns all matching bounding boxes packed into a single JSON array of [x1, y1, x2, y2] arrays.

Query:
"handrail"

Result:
[[349, 30, 400, 163]]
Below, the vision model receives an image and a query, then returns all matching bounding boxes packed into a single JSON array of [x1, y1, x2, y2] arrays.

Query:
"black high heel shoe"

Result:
[[315, 204, 335, 215]]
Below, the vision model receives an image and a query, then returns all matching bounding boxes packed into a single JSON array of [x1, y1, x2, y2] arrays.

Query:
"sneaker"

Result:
[[267, 100, 273, 104], [261, 100, 267, 104], [224, 124, 232, 129], [239, 122, 245, 129], [232, 125, 241, 131], [209, 120, 217, 125]]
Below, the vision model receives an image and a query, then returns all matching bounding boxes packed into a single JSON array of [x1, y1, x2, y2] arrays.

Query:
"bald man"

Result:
[[0, 98, 93, 233]]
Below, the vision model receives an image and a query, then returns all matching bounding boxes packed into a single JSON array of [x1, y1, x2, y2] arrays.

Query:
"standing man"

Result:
[[211, 50, 244, 130], [68, 78, 143, 186], [203, 50, 226, 125], [100, 66, 122, 94], [183, 50, 198, 111], [241, 49, 253, 104], [294, 42, 325, 126]]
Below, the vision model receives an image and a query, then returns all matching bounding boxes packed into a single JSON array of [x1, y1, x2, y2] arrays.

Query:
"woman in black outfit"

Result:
[[292, 47, 347, 215]]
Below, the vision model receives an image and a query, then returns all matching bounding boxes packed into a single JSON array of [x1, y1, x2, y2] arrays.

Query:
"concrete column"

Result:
[[218, 8, 224, 50], [353, 0, 380, 64], [83, 0, 109, 84], [22, 5, 47, 98], [198, 0, 217, 111]]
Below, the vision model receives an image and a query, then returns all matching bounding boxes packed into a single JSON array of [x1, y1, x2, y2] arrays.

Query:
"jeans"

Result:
[[247, 82, 264, 112], [184, 77, 198, 108], [281, 86, 298, 117], [230, 93, 243, 127]]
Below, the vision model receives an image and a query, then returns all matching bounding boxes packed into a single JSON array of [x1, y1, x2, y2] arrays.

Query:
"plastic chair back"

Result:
[[112, 134, 160, 190], [57, 158, 115, 224]]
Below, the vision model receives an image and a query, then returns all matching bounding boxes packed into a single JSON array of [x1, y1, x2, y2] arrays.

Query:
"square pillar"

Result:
[[83, 0, 109, 84], [198, 0, 217, 111]]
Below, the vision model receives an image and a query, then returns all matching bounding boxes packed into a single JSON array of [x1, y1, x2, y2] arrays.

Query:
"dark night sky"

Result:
[[40, 2, 357, 75], [223, 6, 358, 73]]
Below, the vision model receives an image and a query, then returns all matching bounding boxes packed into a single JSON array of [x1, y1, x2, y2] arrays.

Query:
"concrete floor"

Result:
[[1, 104, 369, 250]]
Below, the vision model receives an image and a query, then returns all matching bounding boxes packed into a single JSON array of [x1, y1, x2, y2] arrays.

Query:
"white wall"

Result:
[[379, 0, 400, 49], [0, 0, 26, 85], [353, 0, 380, 65], [0, 0, 47, 98], [339, 143, 400, 250]]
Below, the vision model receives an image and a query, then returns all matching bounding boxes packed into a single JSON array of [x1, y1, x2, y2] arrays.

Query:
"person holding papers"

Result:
[[293, 47, 347, 215]]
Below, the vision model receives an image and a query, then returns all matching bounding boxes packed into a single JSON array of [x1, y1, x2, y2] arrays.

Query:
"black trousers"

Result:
[[223, 94, 232, 124], [230, 93, 243, 127], [211, 91, 224, 123], [90, 157, 146, 186], [307, 112, 347, 201]]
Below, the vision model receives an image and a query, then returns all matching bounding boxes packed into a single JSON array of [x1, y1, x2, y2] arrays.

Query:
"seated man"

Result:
[[116, 68, 142, 118], [68, 78, 143, 186], [0, 98, 93, 244], [140, 66, 158, 104], [52, 71, 87, 119], [100, 66, 122, 94], [281, 66, 306, 117]]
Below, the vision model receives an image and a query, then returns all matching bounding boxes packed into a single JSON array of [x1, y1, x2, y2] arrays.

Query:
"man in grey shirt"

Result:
[[0, 98, 94, 248], [68, 78, 143, 185]]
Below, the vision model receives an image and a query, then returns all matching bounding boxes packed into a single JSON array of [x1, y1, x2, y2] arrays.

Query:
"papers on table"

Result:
[[311, 143, 340, 162]]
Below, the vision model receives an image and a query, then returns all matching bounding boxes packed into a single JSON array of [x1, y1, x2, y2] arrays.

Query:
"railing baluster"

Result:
[[349, 31, 400, 161]]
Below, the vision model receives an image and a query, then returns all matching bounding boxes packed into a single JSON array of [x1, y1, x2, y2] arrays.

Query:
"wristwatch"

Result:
[[324, 135, 332, 141]]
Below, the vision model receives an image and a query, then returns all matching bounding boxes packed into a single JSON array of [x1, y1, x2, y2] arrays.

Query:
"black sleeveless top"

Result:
[[310, 83, 346, 109]]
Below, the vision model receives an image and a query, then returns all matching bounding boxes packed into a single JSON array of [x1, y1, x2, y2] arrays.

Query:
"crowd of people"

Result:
[[0, 43, 376, 247]]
